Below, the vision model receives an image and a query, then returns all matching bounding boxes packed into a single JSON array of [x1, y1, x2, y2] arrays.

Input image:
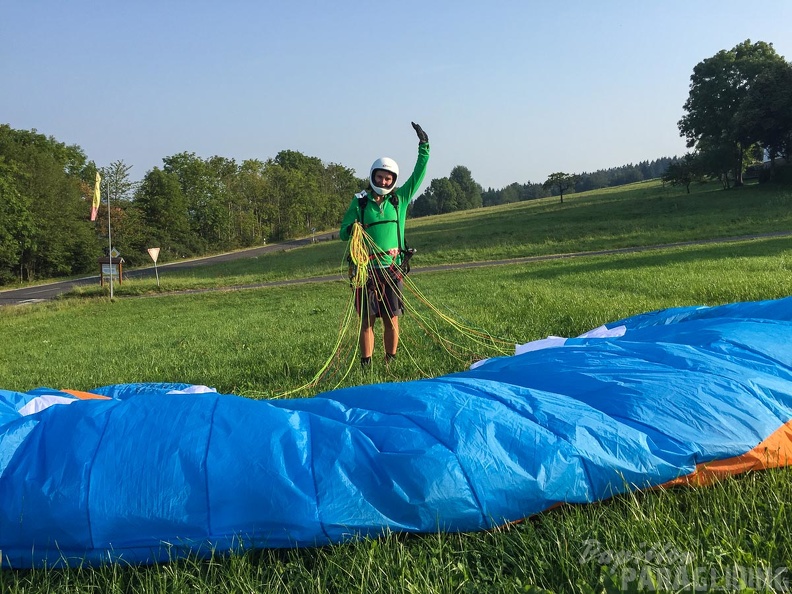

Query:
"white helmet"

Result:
[[369, 157, 399, 196]]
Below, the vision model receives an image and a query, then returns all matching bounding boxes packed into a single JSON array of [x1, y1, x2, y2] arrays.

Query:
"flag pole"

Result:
[[106, 174, 114, 300]]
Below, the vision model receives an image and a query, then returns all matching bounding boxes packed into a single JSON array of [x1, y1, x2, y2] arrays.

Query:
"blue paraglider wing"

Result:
[[2, 297, 792, 568]]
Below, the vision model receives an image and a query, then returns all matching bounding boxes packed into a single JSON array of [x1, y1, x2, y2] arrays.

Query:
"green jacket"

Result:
[[340, 142, 429, 267]]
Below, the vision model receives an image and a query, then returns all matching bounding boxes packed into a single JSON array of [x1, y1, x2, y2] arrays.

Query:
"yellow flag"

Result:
[[91, 172, 101, 221]]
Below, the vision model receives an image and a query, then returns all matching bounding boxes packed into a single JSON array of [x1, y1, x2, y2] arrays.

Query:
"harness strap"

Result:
[[357, 192, 405, 262], [363, 219, 397, 229]]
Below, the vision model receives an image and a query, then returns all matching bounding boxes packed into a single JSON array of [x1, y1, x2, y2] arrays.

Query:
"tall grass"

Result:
[[2, 180, 792, 592]]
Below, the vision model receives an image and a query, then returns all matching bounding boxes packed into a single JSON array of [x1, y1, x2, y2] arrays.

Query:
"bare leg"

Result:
[[360, 316, 377, 358], [383, 315, 399, 356]]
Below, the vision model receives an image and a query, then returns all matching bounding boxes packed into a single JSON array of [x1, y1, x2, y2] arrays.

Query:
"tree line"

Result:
[[0, 127, 363, 283], [474, 158, 677, 209], [120, 150, 360, 265]]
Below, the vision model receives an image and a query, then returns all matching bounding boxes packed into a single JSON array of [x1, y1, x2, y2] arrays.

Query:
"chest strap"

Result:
[[357, 191, 403, 254]]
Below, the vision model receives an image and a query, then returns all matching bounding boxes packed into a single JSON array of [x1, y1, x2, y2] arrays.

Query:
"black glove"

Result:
[[411, 122, 428, 144]]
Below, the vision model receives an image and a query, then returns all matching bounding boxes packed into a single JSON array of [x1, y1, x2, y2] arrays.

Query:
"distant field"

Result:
[[66, 178, 792, 298]]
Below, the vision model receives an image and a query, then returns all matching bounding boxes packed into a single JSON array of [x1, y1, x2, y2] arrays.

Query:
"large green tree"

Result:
[[678, 40, 787, 187], [735, 60, 792, 170], [0, 162, 34, 283], [230, 159, 269, 246], [93, 160, 147, 264], [321, 162, 361, 231], [411, 178, 460, 216], [266, 150, 358, 239], [0, 125, 100, 281], [134, 167, 196, 260], [162, 152, 227, 252], [410, 166, 484, 216], [449, 165, 483, 210]]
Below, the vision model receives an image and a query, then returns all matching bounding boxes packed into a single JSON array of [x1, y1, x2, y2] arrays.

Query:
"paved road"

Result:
[[1, 231, 789, 307], [0, 232, 336, 306]]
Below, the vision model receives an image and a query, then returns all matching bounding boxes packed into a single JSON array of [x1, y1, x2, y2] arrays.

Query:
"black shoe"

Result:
[[384, 353, 396, 364], [361, 356, 372, 368]]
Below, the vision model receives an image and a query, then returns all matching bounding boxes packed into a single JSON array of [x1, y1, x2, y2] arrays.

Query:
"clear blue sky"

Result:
[[2, 1, 791, 191]]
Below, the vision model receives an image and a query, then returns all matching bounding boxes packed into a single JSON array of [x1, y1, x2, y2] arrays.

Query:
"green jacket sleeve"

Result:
[[339, 192, 365, 241], [395, 143, 430, 206], [395, 143, 429, 243]]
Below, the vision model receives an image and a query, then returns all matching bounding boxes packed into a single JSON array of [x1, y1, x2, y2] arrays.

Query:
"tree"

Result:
[[499, 183, 522, 205], [433, 178, 460, 213], [678, 40, 787, 187], [735, 60, 792, 170], [162, 152, 225, 251], [274, 149, 324, 175], [322, 162, 361, 230], [410, 178, 458, 216], [100, 160, 137, 203], [0, 162, 34, 283], [0, 125, 101, 281], [519, 182, 550, 201], [695, 138, 740, 189], [542, 172, 578, 203], [92, 159, 147, 264], [408, 167, 485, 217], [449, 165, 483, 210], [232, 159, 270, 245], [410, 189, 437, 217], [134, 168, 195, 259], [267, 149, 354, 239], [662, 153, 702, 194]]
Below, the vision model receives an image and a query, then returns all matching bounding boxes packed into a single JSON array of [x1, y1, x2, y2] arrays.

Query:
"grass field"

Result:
[[2, 179, 792, 592], [67, 178, 792, 297]]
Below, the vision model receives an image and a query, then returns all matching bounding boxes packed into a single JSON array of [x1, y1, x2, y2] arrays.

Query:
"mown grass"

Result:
[[2, 180, 792, 592], [5, 236, 791, 396]]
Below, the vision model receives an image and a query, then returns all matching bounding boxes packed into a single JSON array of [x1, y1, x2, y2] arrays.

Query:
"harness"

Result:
[[356, 191, 415, 273], [357, 192, 401, 256], [347, 191, 416, 286]]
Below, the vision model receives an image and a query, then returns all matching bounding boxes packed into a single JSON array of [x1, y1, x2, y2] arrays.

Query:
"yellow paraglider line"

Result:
[[403, 277, 513, 353], [275, 222, 518, 398]]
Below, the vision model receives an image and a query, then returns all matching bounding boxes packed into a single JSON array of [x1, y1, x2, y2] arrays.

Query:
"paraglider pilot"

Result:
[[340, 122, 430, 367]]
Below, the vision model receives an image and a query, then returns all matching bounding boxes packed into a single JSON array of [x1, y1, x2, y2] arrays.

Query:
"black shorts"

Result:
[[355, 266, 403, 321]]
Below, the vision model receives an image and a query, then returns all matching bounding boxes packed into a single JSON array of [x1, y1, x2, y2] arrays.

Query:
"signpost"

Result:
[[98, 256, 123, 286], [147, 247, 161, 287]]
